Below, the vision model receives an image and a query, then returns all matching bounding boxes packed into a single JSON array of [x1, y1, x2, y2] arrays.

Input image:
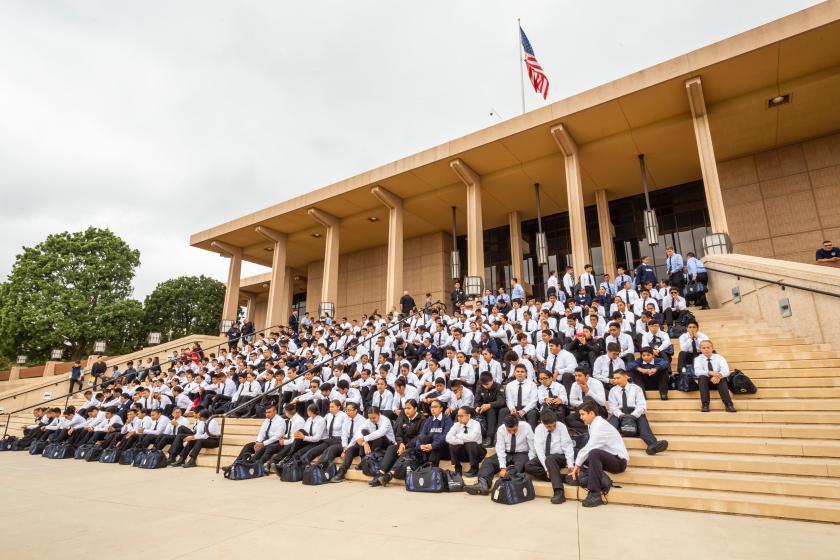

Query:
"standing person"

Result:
[[399, 291, 417, 315], [580, 264, 597, 299], [685, 252, 709, 309], [511, 278, 526, 302], [570, 401, 629, 508], [242, 319, 255, 344], [664, 246, 684, 289], [451, 281, 466, 311], [613, 267, 631, 294], [90, 356, 107, 390], [288, 309, 299, 331], [227, 323, 242, 351], [423, 293, 434, 320], [69, 361, 84, 395], [546, 270, 559, 298], [562, 267, 576, 299], [634, 256, 657, 291]]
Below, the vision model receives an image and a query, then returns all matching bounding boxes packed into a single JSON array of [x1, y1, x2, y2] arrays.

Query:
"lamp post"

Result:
[[464, 276, 483, 299], [702, 233, 732, 256], [147, 332, 162, 345], [638, 154, 659, 246], [93, 341, 106, 354], [50, 348, 63, 360], [318, 302, 335, 318], [450, 206, 461, 280]]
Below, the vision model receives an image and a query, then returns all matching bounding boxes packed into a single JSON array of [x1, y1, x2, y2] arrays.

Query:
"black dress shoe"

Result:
[[725, 404, 737, 413], [701, 403, 710, 412], [378, 472, 393, 487], [550, 491, 566, 504], [368, 477, 382, 487], [331, 469, 346, 482], [183, 460, 196, 468], [646, 440, 669, 455], [172, 461, 184, 467], [465, 479, 489, 496], [482, 438, 493, 448], [582, 491, 605, 508], [463, 469, 478, 477], [660, 393, 669, 401], [221, 465, 232, 474]]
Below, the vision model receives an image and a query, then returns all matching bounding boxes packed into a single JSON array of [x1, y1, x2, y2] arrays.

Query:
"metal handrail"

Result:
[[209, 316, 410, 473], [704, 265, 840, 300], [1, 322, 292, 439]]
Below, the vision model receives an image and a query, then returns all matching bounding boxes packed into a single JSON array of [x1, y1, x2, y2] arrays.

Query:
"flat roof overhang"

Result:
[[191, 2, 840, 269]]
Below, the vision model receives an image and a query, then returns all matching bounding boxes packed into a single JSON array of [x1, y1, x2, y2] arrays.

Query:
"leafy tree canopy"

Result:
[[143, 275, 225, 340]]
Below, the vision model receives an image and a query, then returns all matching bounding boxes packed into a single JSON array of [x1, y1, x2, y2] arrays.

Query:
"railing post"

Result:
[[215, 415, 226, 474], [3, 415, 9, 439]]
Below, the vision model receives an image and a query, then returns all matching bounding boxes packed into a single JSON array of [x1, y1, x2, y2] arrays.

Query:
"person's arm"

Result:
[[495, 430, 507, 469], [444, 423, 461, 445], [535, 429, 547, 470], [607, 387, 622, 417], [632, 386, 647, 418], [363, 420, 388, 443]]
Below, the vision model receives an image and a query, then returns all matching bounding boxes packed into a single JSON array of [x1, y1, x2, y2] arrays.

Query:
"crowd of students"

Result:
[[19, 247, 736, 507]]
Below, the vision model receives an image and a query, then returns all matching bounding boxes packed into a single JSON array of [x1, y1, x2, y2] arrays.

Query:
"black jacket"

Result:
[[394, 412, 425, 447], [475, 382, 506, 410]]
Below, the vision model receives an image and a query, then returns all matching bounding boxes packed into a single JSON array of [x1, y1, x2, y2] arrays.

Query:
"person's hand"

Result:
[[363, 443, 371, 455], [184, 435, 193, 443], [294, 432, 304, 440], [571, 465, 580, 480], [356, 437, 365, 446], [517, 409, 526, 417], [580, 382, 589, 393], [499, 468, 508, 478], [254, 442, 264, 450], [397, 443, 405, 456]]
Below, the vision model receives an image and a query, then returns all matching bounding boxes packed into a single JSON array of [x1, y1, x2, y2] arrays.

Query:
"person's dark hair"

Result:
[[549, 337, 563, 347], [346, 402, 357, 412], [503, 414, 519, 428], [479, 372, 494, 384], [450, 379, 462, 389], [284, 403, 297, 413], [606, 342, 621, 353], [579, 401, 598, 415], [307, 403, 320, 415], [459, 406, 474, 418], [612, 368, 628, 377], [337, 379, 349, 390], [404, 398, 418, 409], [64, 406, 76, 414], [434, 377, 446, 386], [366, 405, 381, 416], [540, 409, 558, 425], [574, 366, 590, 376], [687, 320, 699, 328], [198, 409, 211, 420]]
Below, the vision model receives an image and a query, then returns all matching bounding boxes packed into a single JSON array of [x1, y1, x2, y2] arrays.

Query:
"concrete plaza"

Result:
[[0, 453, 837, 559]]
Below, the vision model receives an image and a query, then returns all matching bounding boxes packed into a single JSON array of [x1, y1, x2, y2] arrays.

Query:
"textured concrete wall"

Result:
[[718, 132, 840, 263]]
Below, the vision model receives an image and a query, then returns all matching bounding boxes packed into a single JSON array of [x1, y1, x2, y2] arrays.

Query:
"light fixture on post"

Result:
[[464, 276, 483, 299], [702, 232, 732, 256], [450, 206, 461, 280], [219, 320, 233, 334], [50, 348, 63, 360], [318, 302, 335, 318], [93, 341, 107, 354], [16, 355, 27, 365], [147, 332, 162, 345], [534, 183, 548, 265], [638, 154, 659, 246]]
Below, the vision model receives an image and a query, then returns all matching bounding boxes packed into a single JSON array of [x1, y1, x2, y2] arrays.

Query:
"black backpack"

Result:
[[359, 450, 385, 477], [134, 449, 168, 469], [98, 447, 121, 463], [0, 436, 18, 451], [276, 456, 305, 482], [490, 473, 535, 505], [729, 369, 757, 395]]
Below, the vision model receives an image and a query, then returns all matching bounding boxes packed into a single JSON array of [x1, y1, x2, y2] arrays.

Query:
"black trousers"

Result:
[[154, 434, 175, 451], [582, 449, 626, 492], [448, 442, 486, 471], [102, 431, 121, 448], [477, 407, 504, 441], [476, 451, 529, 486], [265, 442, 297, 466], [290, 440, 320, 460], [699, 376, 734, 406], [609, 414, 657, 446], [630, 367, 670, 396], [677, 351, 699, 372], [68, 378, 83, 395], [235, 441, 279, 463], [167, 429, 196, 460], [663, 308, 685, 327], [339, 436, 388, 471], [87, 432, 107, 445], [379, 443, 403, 473], [178, 437, 219, 462], [117, 434, 139, 450], [524, 454, 567, 491], [302, 438, 340, 463], [138, 434, 160, 449], [316, 442, 344, 464]]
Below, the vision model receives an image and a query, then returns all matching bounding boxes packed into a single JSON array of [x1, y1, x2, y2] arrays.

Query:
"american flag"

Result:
[[520, 25, 549, 99]]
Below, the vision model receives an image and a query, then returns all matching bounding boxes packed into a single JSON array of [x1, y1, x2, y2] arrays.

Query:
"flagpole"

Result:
[[518, 18, 525, 115]]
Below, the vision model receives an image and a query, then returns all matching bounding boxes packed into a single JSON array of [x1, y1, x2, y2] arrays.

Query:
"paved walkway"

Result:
[[1, 453, 837, 559]]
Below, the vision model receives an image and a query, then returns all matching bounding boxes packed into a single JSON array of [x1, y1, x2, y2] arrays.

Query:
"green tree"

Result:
[[0, 228, 143, 362], [143, 275, 225, 340]]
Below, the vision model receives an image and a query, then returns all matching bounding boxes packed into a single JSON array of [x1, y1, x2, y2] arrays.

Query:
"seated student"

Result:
[[414, 399, 453, 466], [448, 379, 474, 416], [172, 409, 221, 468], [370, 398, 424, 487], [641, 321, 672, 364], [50, 406, 87, 445], [661, 288, 687, 327], [504, 364, 539, 429], [604, 322, 635, 365], [153, 407, 190, 451], [677, 321, 709, 372], [449, 351, 476, 387], [23, 408, 47, 440], [445, 406, 486, 476], [524, 409, 575, 504], [299, 400, 346, 463], [370, 377, 395, 412], [287, 403, 327, 459], [390, 378, 419, 418], [77, 391, 100, 417], [90, 406, 123, 445], [566, 367, 606, 432], [570, 401, 629, 508], [116, 408, 145, 450], [420, 377, 455, 415], [231, 371, 262, 418], [474, 372, 506, 447], [223, 404, 285, 472], [694, 340, 737, 413], [75, 407, 104, 446], [316, 401, 363, 466], [536, 370, 568, 419], [332, 405, 395, 482], [591, 343, 625, 388], [464, 414, 536, 496], [608, 369, 668, 455], [628, 347, 671, 401], [103, 409, 135, 449], [136, 408, 170, 449], [544, 338, 578, 396]]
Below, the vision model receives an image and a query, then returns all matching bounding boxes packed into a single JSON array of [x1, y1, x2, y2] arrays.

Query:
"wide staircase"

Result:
[[4, 308, 840, 522]]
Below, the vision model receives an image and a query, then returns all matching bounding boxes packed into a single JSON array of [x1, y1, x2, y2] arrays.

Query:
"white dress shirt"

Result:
[[544, 350, 578, 377], [300, 415, 327, 442], [608, 383, 647, 418], [362, 416, 396, 444], [569, 377, 606, 407], [445, 419, 482, 446], [537, 381, 568, 406], [575, 415, 629, 466], [679, 332, 710, 354], [504, 379, 539, 413], [494, 422, 536, 469], [592, 355, 626, 385], [693, 353, 731, 378], [534, 422, 575, 469]]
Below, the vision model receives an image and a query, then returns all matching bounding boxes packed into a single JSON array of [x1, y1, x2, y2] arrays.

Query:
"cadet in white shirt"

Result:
[[137, 409, 170, 449], [641, 321, 673, 364], [465, 414, 536, 496], [51, 406, 87, 445], [607, 369, 668, 455], [605, 323, 636, 364], [567, 368, 606, 432], [524, 409, 575, 504], [172, 409, 221, 468], [263, 403, 308, 467], [536, 370, 568, 417], [332, 406, 395, 482], [592, 343, 626, 386], [504, 364, 539, 428], [224, 404, 286, 470], [544, 339, 578, 396], [570, 401, 629, 508], [677, 320, 709, 372], [661, 288, 687, 327], [301, 400, 346, 463], [445, 406, 486, 475], [288, 403, 327, 460], [153, 407, 189, 451], [693, 340, 736, 413]]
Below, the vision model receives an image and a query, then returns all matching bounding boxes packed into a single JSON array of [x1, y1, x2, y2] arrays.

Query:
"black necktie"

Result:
[[328, 417, 335, 438], [707, 358, 713, 374], [517, 382, 523, 409], [349, 418, 355, 440], [622, 387, 628, 413], [463, 424, 468, 434], [509, 432, 516, 455], [692, 339, 698, 354], [285, 419, 292, 437], [266, 417, 273, 439], [545, 430, 552, 457], [608, 360, 614, 377], [544, 345, 549, 359]]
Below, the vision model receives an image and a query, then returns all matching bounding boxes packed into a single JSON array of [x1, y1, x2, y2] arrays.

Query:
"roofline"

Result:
[[190, 0, 840, 247]]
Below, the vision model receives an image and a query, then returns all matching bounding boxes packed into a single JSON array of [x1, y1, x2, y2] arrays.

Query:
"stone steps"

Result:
[[649, 421, 840, 439], [646, 388, 840, 399]]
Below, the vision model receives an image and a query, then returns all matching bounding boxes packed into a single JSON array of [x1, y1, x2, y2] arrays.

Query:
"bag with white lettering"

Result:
[[0, 436, 18, 451], [225, 455, 267, 480], [276, 456, 305, 482], [729, 369, 757, 395], [445, 469, 465, 492], [73, 443, 92, 460], [490, 473, 535, 505], [135, 449, 168, 469], [359, 450, 385, 477], [98, 447, 121, 464], [302, 461, 336, 485], [619, 415, 639, 437], [405, 462, 446, 493], [119, 448, 138, 465], [48, 442, 75, 459], [81, 444, 104, 462]]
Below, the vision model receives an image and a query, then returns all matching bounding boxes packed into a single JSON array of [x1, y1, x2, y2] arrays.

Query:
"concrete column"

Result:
[[508, 211, 524, 284], [255, 225, 290, 328], [550, 124, 590, 275], [595, 190, 617, 277], [371, 186, 404, 311], [450, 159, 484, 278], [9, 367, 21, 381], [686, 77, 729, 234], [307, 208, 340, 308], [244, 295, 256, 320], [211, 241, 242, 325]]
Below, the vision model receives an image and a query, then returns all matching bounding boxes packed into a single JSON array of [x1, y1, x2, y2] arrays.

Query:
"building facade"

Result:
[[190, 3, 840, 329]]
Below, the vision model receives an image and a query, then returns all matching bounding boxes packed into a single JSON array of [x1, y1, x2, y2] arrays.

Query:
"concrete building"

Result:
[[190, 2, 840, 329]]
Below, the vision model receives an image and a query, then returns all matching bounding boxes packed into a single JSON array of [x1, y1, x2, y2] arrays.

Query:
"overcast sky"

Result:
[[0, 0, 822, 299]]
